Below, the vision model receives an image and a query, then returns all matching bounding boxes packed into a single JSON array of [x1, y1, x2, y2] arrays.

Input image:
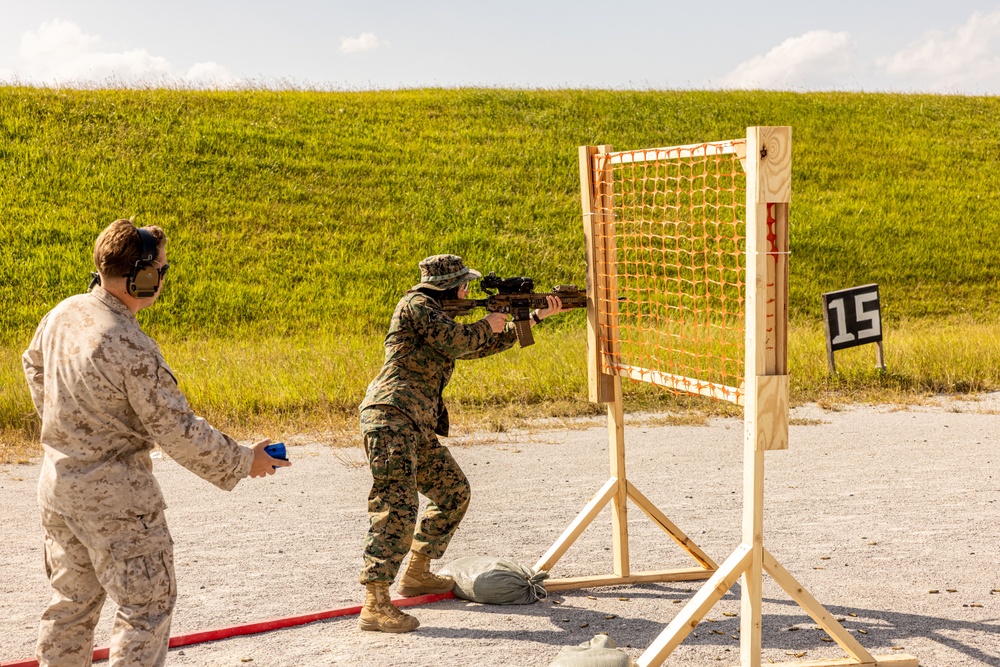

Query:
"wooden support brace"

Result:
[[635, 543, 753, 667], [763, 549, 874, 663], [763, 658, 918, 667], [626, 482, 717, 570], [534, 477, 618, 573], [544, 568, 711, 592]]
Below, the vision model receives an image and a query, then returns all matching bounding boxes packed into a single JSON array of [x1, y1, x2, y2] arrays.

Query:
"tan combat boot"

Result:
[[397, 552, 455, 597], [358, 583, 420, 633]]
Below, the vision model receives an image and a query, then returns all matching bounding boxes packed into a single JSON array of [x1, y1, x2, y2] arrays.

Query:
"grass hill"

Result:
[[3, 87, 1000, 459]]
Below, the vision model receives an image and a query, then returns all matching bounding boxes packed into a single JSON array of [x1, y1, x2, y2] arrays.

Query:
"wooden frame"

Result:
[[551, 128, 917, 667], [633, 127, 916, 667], [536, 144, 719, 592]]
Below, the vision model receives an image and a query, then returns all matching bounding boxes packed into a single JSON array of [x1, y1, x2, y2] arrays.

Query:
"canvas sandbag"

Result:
[[548, 634, 632, 667], [439, 556, 547, 605]]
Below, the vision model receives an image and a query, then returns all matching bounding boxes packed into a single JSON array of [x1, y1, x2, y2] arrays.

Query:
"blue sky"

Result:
[[2, 1, 1000, 92]]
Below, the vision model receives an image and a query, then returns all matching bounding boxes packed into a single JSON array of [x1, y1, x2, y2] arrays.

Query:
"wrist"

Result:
[[530, 310, 543, 324]]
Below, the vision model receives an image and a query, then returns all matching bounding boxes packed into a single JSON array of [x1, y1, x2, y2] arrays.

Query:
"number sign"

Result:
[[821, 284, 885, 372]]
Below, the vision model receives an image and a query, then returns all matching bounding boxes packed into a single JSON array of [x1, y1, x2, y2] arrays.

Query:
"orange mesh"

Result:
[[592, 141, 747, 405]]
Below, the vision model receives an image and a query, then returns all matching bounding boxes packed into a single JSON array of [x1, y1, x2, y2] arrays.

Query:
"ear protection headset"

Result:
[[126, 227, 162, 298]]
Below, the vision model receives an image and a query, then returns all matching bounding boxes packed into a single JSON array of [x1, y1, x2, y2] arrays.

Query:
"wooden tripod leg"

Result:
[[762, 549, 875, 664], [626, 481, 718, 570], [534, 478, 618, 573], [635, 543, 753, 667]]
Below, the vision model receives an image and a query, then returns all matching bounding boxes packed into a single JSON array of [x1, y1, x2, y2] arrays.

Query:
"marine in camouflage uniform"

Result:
[[358, 255, 519, 587], [22, 220, 282, 667]]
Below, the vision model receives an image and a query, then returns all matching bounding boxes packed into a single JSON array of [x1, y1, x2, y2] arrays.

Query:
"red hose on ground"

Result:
[[1, 591, 455, 667]]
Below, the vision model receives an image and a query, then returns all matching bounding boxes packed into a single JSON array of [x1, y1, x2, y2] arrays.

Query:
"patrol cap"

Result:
[[411, 254, 482, 291]]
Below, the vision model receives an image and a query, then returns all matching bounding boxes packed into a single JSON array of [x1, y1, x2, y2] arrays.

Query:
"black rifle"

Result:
[[441, 272, 586, 347]]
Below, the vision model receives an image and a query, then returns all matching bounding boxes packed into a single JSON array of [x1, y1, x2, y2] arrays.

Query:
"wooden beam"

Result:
[[608, 139, 744, 164], [580, 144, 616, 403], [742, 125, 794, 667], [762, 658, 917, 667], [608, 376, 629, 577], [614, 364, 744, 406], [636, 543, 753, 667], [763, 548, 874, 664], [626, 482, 718, 570], [544, 567, 711, 592], [740, 433, 765, 667], [755, 374, 789, 452], [753, 127, 792, 203], [534, 477, 618, 573], [594, 146, 622, 374], [744, 126, 792, 384]]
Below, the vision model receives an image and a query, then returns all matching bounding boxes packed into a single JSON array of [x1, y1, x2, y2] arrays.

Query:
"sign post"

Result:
[[821, 283, 885, 373]]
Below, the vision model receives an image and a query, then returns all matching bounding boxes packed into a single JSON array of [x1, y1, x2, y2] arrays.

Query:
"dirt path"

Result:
[[2, 397, 999, 666]]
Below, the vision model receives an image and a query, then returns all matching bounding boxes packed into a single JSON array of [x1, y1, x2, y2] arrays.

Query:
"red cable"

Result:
[[1, 592, 455, 667]]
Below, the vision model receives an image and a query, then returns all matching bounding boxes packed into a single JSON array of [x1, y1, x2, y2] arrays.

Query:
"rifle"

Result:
[[441, 272, 586, 347]]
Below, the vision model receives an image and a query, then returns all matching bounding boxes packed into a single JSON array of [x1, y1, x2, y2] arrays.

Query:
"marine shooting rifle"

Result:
[[441, 272, 586, 347]]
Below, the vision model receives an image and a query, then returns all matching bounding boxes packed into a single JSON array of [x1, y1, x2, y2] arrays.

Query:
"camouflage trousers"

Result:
[[359, 407, 471, 584], [37, 508, 176, 667]]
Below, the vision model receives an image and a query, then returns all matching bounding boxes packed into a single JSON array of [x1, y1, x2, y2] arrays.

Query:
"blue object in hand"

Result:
[[264, 442, 287, 470]]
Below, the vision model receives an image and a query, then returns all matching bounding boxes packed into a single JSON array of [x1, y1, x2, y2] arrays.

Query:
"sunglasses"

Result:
[[157, 263, 170, 279]]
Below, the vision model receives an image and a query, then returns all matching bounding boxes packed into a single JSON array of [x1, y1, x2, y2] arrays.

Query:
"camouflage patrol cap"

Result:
[[411, 254, 482, 291]]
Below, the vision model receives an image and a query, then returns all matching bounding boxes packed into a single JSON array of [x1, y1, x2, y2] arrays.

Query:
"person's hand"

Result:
[[249, 438, 292, 478], [535, 295, 571, 321], [484, 312, 509, 333]]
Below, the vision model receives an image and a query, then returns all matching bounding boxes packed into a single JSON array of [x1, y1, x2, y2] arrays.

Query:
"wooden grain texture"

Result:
[[636, 543, 754, 667], [533, 477, 617, 573], [580, 145, 615, 404]]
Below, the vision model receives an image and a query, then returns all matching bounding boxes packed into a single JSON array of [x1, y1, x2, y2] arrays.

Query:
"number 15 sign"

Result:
[[821, 283, 885, 373]]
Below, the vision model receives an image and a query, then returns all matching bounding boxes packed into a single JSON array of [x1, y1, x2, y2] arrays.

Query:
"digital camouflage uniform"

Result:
[[22, 285, 254, 667], [359, 289, 517, 584]]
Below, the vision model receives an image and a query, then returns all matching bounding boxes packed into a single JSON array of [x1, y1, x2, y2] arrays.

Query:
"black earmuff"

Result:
[[126, 228, 161, 298]]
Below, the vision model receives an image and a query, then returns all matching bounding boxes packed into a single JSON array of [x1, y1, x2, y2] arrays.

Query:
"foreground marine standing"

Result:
[[22, 218, 290, 666]]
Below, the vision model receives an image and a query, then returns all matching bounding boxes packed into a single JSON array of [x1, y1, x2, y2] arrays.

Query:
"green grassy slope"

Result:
[[3, 88, 1000, 455]]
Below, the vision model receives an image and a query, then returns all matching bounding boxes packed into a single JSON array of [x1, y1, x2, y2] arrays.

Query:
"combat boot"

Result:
[[397, 552, 455, 597], [358, 583, 419, 633]]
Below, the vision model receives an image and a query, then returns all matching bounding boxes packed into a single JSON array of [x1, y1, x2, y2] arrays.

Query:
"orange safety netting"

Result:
[[591, 141, 747, 405]]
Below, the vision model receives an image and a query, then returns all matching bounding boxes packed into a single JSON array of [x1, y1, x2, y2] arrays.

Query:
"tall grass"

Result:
[[4, 87, 1000, 460]]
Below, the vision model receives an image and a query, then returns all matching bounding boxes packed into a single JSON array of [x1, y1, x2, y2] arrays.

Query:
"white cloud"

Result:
[[1, 19, 240, 88], [876, 10, 1000, 92], [719, 30, 855, 90], [340, 32, 380, 54], [184, 61, 241, 87]]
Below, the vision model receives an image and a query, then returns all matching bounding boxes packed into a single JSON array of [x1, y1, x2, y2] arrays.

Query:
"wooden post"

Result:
[[741, 126, 792, 667], [580, 145, 616, 404], [608, 375, 629, 577]]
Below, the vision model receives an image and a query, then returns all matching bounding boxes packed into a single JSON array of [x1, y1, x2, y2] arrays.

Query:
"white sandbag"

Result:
[[548, 634, 632, 667], [439, 556, 548, 605]]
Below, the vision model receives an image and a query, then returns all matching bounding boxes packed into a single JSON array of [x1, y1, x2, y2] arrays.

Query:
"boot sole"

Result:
[[397, 583, 455, 597], [358, 619, 420, 633]]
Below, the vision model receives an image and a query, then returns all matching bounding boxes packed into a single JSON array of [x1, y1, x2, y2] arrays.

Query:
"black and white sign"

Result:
[[821, 284, 884, 372], [821, 284, 882, 351]]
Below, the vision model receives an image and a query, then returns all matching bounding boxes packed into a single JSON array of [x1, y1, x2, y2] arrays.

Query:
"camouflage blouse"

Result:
[[22, 286, 253, 518], [360, 291, 518, 436]]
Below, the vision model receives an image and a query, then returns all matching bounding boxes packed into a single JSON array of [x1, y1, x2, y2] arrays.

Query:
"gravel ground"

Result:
[[2, 397, 999, 666]]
